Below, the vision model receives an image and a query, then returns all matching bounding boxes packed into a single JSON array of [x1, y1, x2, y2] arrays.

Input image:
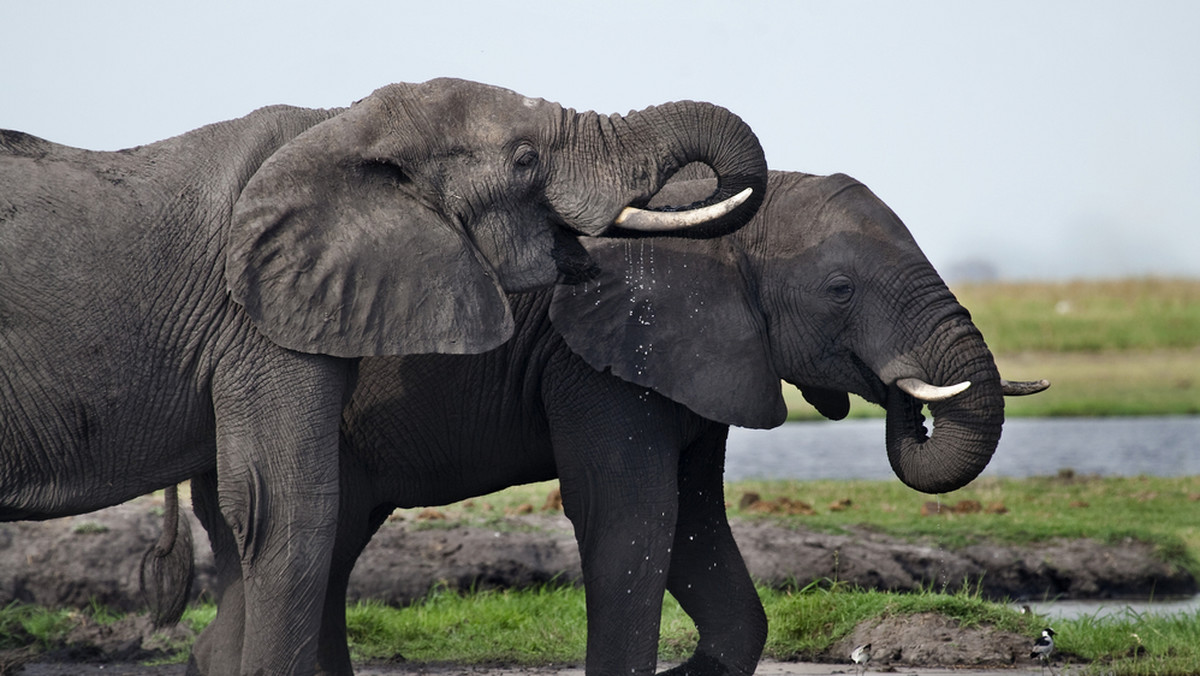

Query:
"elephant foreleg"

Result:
[[550, 384, 684, 676], [211, 349, 349, 675], [660, 426, 765, 676]]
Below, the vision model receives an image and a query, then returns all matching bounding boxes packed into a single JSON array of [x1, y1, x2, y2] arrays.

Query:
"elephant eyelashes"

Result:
[[512, 145, 540, 169], [824, 276, 855, 304]]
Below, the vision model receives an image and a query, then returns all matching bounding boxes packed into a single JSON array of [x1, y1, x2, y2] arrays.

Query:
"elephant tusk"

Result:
[[614, 187, 753, 231], [896, 377, 972, 402], [1001, 378, 1051, 396]]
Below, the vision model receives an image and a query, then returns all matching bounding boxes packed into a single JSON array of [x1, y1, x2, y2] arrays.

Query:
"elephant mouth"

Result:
[[551, 231, 600, 285], [849, 352, 891, 405]]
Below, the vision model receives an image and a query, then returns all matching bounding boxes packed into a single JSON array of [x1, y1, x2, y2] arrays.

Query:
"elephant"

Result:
[[175, 169, 1047, 675], [0, 78, 769, 675]]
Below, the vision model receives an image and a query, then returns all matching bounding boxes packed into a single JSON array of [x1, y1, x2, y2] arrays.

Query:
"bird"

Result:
[[1030, 628, 1056, 674], [849, 643, 871, 675]]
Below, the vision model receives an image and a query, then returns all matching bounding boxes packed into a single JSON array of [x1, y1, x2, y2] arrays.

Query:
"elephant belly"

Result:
[[0, 362, 217, 520], [347, 424, 558, 510]]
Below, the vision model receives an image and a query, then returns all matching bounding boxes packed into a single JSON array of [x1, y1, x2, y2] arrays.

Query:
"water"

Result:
[[726, 416, 1200, 619], [1019, 596, 1200, 621], [725, 416, 1200, 481]]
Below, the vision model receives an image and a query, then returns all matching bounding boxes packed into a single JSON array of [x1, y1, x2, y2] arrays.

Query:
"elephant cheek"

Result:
[[471, 218, 562, 293]]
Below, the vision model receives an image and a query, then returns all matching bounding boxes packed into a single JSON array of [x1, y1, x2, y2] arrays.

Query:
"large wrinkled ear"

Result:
[[550, 237, 787, 429], [227, 92, 512, 357]]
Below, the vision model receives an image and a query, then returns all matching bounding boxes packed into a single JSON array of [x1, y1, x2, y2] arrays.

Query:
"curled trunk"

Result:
[[885, 319, 1005, 494], [549, 101, 767, 239]]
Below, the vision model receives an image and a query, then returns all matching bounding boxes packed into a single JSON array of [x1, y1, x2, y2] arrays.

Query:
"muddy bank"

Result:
[[1, 496, 1192, 615], [4, 495, 1187, 672]]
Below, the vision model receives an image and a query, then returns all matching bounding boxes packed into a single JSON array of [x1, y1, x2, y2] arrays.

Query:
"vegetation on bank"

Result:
[[404, 475, 1200, 580], [783, 277, 1200, 420], [3, 476, 1199, 673], [4, 582, 1198, 675]]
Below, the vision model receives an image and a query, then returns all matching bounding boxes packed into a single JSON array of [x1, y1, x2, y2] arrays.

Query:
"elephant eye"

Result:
[[361, 159, 413, 187], [513, 144, 539, 169], [824, 276, 855, 304]]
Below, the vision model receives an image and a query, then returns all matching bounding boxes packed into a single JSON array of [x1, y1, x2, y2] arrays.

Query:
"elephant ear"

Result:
[[799, 385, 851, 421], [226, 95, 513, 358], [550, 237, 787, 429]]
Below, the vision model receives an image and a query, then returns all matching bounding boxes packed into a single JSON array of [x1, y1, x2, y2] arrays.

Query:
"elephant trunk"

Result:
[[550, 101, 767, 238], [884, 318, 1005, 494]]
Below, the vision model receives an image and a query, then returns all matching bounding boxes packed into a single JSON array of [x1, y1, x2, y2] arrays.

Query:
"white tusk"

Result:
[[1002, 378, 1051, 396], [896, 377, 972, 402], [614, 187, 753, 232]]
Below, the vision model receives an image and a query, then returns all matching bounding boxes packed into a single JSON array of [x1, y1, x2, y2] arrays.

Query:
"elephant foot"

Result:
[[658, 651, 732, 676]]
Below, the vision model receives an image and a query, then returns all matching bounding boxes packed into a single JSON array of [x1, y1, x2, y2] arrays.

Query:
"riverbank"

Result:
[[5, 478, 1195, 616], [3, 480, 1197, 673]]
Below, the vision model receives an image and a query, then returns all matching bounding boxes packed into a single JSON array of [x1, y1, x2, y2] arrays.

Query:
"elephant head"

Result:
[[550, 170, 1046, 494], [225, 78, 766, 358]]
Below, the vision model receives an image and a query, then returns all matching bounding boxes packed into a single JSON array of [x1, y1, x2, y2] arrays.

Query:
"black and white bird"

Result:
[[849, 643, 871, 675], [1030, 628, 1056, 674]]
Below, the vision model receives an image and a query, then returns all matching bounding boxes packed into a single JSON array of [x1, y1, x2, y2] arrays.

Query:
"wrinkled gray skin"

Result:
[[0, 78, 768, 675], [183, 170, 1037, 675]]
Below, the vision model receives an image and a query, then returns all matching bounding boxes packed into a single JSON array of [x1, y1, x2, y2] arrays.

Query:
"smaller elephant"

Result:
[[181, 170, 1045, 675]]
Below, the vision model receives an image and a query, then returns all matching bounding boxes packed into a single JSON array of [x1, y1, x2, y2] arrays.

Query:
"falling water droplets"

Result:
[[935, 494, 950, 591]]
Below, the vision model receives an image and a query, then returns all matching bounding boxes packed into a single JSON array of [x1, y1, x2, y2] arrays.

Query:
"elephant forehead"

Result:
[[361, 80, 556, 141]]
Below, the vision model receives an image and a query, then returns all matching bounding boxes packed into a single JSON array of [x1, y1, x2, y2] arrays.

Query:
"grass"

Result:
[[11, 584, 1198, 675], [388, 475, 1200, 579], [953, 278, 1200, 354], [724, 475, 1200, 577], [779, 277, 1200, 420], [346, 585, 587, 664]]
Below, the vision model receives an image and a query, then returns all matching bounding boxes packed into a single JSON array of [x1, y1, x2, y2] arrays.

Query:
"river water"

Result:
[[725, 415, 1200, 481], [727, 416, 1200, 619]]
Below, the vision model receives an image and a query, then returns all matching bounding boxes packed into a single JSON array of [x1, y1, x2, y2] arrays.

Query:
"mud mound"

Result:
[[828, 612, 1038, 668]]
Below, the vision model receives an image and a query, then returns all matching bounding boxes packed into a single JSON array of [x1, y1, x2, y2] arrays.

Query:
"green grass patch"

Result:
[[346, 584, 587, 664], [0, 599, 125, 651], [389, 475, 1200, 588], [954, 278, 1200, 354], [7, 587, 1197, 675], [1058, 606, 1200, 675], [727, 475, 1200, 578]]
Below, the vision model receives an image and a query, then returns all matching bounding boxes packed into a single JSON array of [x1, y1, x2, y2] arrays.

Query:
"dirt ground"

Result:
[[2, 495, 1192, 674]]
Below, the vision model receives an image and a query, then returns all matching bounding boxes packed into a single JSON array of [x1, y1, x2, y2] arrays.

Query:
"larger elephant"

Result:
[[0, 78, 768, 675], [182, 169, 1045, 675]]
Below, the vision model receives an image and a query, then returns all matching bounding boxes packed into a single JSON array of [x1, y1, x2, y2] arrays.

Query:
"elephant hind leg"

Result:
[[316, 487, 397, 674], [187, 470, 245, 676]]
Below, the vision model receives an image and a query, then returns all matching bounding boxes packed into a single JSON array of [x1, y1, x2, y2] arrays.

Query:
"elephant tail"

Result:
[[139, 484, 195, 628]]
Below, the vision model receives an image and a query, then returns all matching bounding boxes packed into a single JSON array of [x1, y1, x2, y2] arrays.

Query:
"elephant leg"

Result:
[[549, 380, 685, 676], [211, 349, 350, 675], [187, 470, 246, 676], [315, 485, 393, 675], [660, 426, 765, 676]]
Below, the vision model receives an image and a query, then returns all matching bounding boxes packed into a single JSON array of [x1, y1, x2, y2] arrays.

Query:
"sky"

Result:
[[3, 0, 1197, 281]]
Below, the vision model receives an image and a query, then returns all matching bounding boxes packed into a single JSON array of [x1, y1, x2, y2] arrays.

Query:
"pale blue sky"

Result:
[[3, 1, 1197, 280]]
